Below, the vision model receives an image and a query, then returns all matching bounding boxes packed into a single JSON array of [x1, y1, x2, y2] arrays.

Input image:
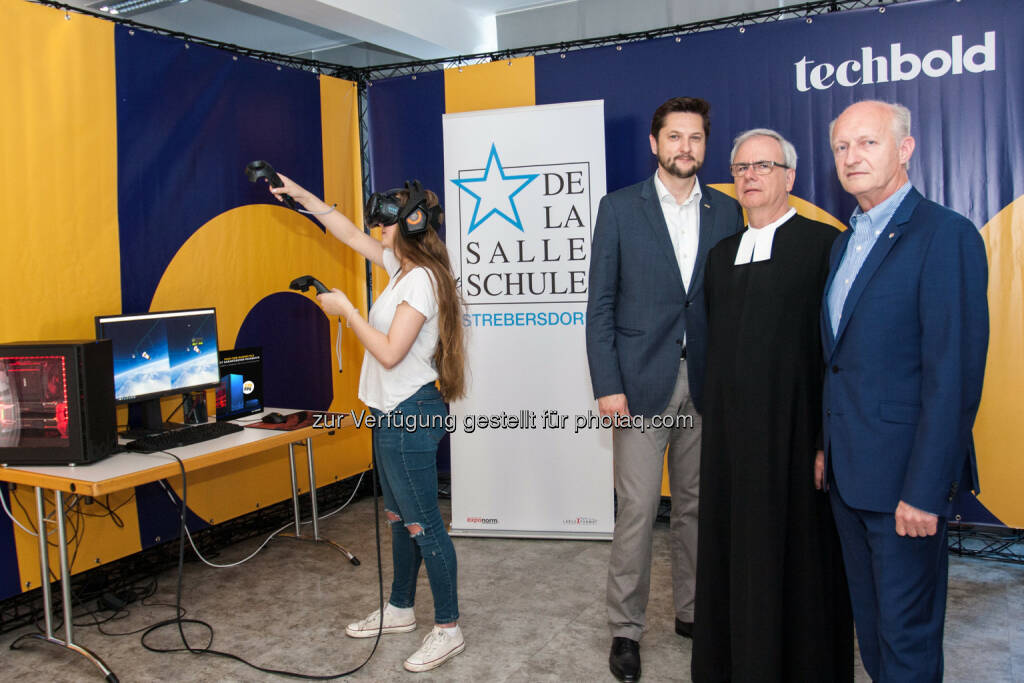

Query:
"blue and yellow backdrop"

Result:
[[2, 0, 1022, 603], [0, 1, 370, 601]]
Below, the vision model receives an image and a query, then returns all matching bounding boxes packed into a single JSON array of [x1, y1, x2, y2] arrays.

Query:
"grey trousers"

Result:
[[607, 360, 702, 641]]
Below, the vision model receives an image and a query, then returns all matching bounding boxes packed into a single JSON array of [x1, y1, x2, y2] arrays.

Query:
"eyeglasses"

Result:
[[729, 160, 789, 177]]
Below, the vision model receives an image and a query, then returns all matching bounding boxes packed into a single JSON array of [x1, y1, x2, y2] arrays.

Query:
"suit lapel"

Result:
[[640, 177, 686, 294], [688, 183, 715, 298], [821, 230, 850, 358], [832, 189, 923, 346]]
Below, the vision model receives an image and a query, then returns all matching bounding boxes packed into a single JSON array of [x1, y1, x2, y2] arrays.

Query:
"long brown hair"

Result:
[[391, 189, 466, 401]]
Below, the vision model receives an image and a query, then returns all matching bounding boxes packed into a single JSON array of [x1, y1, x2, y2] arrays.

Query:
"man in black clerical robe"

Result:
[[691, 129, 853, 683]]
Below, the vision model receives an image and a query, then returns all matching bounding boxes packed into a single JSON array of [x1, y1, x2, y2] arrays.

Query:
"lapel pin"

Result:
[[889, 232, 895, 238], [703, 203, 710, 209]]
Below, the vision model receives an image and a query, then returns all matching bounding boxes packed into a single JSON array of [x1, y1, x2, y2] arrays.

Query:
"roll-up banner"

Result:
[[443, 101, 612, 538]]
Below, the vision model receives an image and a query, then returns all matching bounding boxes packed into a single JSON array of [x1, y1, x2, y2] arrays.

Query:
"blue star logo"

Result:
[[450, 144, 539, 234]]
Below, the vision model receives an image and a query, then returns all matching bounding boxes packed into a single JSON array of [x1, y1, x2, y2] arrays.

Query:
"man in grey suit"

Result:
[[586, 97, 743, 682]]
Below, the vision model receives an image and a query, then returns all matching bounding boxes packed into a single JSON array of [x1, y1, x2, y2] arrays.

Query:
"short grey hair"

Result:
[[730, 128, 798, 170], [828, 100, 912, 142], [889, 102, 912, 140], [829, 101, 912, 170]]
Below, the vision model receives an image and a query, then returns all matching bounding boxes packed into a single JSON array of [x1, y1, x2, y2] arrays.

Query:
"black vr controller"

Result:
[[289, 275, 330, 295], [245, 160, 297, 210]]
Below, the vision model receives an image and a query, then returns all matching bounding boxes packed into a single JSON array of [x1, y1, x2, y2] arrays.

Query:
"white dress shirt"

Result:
[[653, 172, 702, 290], [733, 207, 796, 265]]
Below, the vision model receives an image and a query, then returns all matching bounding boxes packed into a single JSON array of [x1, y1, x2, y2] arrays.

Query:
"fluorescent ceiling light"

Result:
[[89, 0, 191, 18]]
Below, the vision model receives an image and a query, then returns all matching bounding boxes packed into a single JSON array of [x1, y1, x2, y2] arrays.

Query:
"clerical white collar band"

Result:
[[734, 207, 796, 265]]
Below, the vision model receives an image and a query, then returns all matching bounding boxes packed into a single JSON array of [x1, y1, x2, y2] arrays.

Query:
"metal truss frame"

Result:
[[949, 524, 1024, 564]]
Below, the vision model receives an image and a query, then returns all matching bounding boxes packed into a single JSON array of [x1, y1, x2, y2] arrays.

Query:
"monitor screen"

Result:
[[95, 308, 221, 404]]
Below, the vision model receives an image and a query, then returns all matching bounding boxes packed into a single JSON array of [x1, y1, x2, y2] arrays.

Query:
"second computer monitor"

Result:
[[95, 307, 220, 433]]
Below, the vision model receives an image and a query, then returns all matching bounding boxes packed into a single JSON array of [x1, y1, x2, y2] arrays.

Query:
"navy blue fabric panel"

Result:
[[535, 0, 1021, 229], [115, 26, 324, 313], [536, 32, 750, 200], [0, 484, 22, 601], [367, 72, 446, 236], [952, 488, 1004, 526], [135, 481, 209, 550], [236, 293, 333, 411]]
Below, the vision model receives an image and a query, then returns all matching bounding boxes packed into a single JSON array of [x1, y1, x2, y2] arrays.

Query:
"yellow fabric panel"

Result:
[[321, 77, 363, 226], [369, 227, 388, 299], [320, 75, 374, 412], [319, 74, 373, 478], [444, 57, 535, 114], [150, 205, 335, 343], [661, 452, 671, 497], [709, 183, 847, 232], [1, 2, 132, 588], [8, 487, 141, 586], [975, 197, 1024, 528], [0, 3, 122, 341]]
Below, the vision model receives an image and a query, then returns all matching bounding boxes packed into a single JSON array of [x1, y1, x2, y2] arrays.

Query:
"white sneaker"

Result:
[[403, 625, 466, 672], [344, 604, 416, 638]]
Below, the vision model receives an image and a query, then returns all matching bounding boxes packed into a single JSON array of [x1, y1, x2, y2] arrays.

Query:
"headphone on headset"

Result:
[[364, 180, 442, 237]]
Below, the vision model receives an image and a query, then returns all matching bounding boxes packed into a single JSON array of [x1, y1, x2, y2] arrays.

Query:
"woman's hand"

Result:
[[269, 172, 312, 205], [317, 288, 356, 319]]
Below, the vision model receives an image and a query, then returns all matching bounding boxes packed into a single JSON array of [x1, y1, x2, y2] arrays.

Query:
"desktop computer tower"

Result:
[[0, 340, 117, 466]]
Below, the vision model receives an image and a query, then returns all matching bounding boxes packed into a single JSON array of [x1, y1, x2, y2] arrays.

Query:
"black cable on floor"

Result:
[[136, 448, 386, 679]]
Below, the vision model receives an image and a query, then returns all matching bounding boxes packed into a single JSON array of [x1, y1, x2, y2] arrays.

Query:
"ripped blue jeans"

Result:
[[371, 383, 459, 624]]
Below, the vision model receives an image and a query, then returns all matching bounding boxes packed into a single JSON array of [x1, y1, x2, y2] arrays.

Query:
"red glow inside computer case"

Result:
[[0, 355, 70, 442]]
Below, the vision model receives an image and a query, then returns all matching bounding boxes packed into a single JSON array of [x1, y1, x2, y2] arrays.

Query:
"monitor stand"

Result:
[[121, 397, 185, 439]]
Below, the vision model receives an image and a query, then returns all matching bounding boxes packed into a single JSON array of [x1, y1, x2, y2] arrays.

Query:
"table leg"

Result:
[[35, 487, 53, 638], [9, 487, 119, 682], [287, 443, 302, 536], [278, 438, 359, 566], [305, 438, 322, 541]]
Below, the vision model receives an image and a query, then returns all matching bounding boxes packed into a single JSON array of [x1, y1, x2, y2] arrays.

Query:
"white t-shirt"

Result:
[[357, 249, 440, 413]]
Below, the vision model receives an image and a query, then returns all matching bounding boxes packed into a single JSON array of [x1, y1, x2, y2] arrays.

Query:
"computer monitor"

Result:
[[95, 308, 220, 436]]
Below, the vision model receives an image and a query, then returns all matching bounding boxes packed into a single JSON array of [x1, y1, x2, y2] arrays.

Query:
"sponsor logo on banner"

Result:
[[450, 143, 592, 306], [466, 516, 500, 524], [795, 31, 995, 91]]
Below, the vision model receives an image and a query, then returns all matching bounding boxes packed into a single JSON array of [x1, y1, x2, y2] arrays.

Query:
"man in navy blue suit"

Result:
[[822, 100, 989, 682], [586, 97, 742, 682]]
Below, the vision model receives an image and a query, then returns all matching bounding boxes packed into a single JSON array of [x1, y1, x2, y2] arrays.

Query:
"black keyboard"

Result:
[[126, 421, 245, 453]]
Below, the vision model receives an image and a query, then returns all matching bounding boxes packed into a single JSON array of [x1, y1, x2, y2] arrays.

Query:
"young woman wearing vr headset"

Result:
[[269, 175, 467, 673]]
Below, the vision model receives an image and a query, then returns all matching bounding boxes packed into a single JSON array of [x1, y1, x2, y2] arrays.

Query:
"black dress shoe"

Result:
[[675, 618, 693, 638], [609, 637, 641, 682]]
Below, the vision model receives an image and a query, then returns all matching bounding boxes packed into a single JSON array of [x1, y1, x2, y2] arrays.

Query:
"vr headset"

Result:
[[364, 180, 442, 237]]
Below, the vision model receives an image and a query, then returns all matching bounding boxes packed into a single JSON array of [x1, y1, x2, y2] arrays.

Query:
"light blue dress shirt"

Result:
[[827, 181, 913, 335]]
